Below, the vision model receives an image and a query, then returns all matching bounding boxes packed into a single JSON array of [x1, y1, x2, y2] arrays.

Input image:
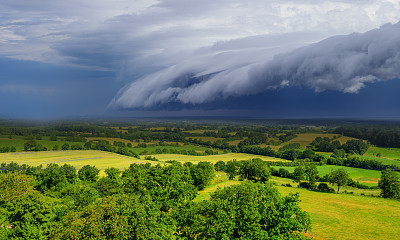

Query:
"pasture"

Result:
[[0, 135, 84, 151], [276, 165, 382, 187]]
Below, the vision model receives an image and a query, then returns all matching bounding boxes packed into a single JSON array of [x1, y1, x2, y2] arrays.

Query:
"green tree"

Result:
[[214, 160, 226, 171], [293, 165, 305, 183], [378, 169, 400, 199], [239, 158, 271, 183], [105, 167, 121, 180], [175, 181, 311, 239], [78, 165, 100, 182], [61, 143, 70, 150], [226, 159, 238, 180], [305, 164, 319, 187], [24, 140, 37, 151], [329, 169, 350, 193], [190, 161, 215, 190]]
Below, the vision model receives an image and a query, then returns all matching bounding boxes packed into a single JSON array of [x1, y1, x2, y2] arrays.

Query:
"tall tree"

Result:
[[378, 169, 400, 199], [329, 169, 350, 193]]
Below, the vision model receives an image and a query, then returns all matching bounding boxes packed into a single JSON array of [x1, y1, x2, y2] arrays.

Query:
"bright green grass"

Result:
[[196, 177, 400, 240], [151, 153, 288, 164], [275, 165, 381, 186], [0, 150, 156, 176]]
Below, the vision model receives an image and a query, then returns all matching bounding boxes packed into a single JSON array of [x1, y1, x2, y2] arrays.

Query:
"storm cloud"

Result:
[[111, 22, 400, 109]]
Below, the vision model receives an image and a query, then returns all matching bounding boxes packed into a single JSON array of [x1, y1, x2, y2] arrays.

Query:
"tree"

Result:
[[190, 161, 215, 190], [61, 143, 70, 150], [329, 169, 350, 193], [24, 140, 37, 151], [293, 165, 305, 183], [175, 181, 311, 239], [105, 167, 121, 180], [214, 160, 226, 171], [341, 140, 368, 155], [378, 169, 400, 199], [78, 165, 100, 182], [225, 159, 238, 180], [305, 164, 319, 187], [239, 158, 270, 182]]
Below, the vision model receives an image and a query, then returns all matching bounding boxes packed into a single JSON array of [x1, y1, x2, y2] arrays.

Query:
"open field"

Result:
[[196, 177, 400, 240], [0, 136, 85, 151], [86, 137, 134, 144], [276, 165, 382, 186], [185, 136, 223, 142], [336, 136, 360, 144], [285, 133, 340, 148], [366, 146, 400, 159], [151, 153, 287, 164], [183, 129, 218, 134], [131, 144, 220, 154], [0, 150, 154, 175]]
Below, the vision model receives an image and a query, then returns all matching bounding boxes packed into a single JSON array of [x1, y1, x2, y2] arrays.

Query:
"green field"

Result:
[[130, 144, 221, 154], [366, 146, 400, 159], [276, 165, 382, 187], [196, 177, 400, 240], [0, 136, 84, 151]]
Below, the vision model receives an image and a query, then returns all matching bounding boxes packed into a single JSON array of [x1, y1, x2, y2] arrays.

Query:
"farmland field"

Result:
[[0, 150, 155, 175], [184, 136, 223, 142], [284, 133, 340, 148], [365, 146, 400, 159], [0, 136, 85, 151]]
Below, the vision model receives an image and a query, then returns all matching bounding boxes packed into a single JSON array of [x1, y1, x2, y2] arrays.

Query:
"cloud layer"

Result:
[[111, 22, 400, 109]]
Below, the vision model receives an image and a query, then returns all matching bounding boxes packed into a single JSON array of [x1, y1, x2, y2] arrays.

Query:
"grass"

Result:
[[196, 177, 400, 240], [365, 146, 400, 159], [130, 144, 221, 154], [185, 136, 223, 143], [275, 165, 381, 186], [0, 136, 85, 151], [152, 153, 288, 164], [184, 130, 217, 134], [276, 180, 400, 240], [0, 150, 156, 176]]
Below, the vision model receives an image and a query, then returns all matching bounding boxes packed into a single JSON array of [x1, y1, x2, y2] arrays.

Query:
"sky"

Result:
[[1, 0, 400, 119]]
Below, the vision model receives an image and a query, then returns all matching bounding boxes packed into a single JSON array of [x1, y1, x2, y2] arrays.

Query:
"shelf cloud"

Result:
[[111, 22, 400, 109]]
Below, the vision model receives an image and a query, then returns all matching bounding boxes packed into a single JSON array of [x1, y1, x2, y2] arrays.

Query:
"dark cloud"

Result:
[[111, 22, 400, 109]]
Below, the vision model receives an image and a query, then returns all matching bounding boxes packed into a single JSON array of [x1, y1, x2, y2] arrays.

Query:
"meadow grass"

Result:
[[152, 153, 287, 164], [130, 144, 221, 154], [365, 146, 400, 159], [183, 129, 217, 134], [184, 136, 223, 142], [275, 165, 382, 186], [284, 133, 340, 148], [276, 180, 400, 240]]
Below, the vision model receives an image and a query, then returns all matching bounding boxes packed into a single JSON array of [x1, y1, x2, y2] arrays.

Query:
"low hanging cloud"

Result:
[[110, 22, 400, 109]]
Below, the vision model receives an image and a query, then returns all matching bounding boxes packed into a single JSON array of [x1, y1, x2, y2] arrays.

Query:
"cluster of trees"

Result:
[[335, 126, 400, 148], [0, 146, 16, 153], [311, 137, 369, 155], [0, 161, 311, 239]]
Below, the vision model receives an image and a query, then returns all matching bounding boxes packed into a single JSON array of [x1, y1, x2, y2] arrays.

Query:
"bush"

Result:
[[298, 181, 313, 189], [317, 183, 335, 193]]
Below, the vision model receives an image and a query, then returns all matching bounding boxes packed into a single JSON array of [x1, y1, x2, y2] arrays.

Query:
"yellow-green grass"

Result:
[[0, 150, 155, 176], [151, 153, 287, 164], [336, 136, 360, 144], [86, 137, 134, 144], [183, 129, 218, 134], [131, 145, 221, 154], [227, 140, 242, 146], [276, 179, 400, 240], [197, 177, 400, 240], [284, 133, 340, 148], [276, 165, 382, 186], [185, 136, 223, 142]]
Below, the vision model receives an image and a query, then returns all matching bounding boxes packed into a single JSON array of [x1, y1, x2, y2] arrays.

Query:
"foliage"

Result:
[[329, 169, 350, 193], [341, 140, 369, 155], [239, 158, 271, 183], [378, 169, 400, 199], [175, 181, 311, 239], [78, 165, 99, 182], [190, 161, 215, 190]]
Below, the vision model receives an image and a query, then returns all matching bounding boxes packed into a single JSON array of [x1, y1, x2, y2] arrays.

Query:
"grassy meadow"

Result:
[[276, 165, 382, 187]]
